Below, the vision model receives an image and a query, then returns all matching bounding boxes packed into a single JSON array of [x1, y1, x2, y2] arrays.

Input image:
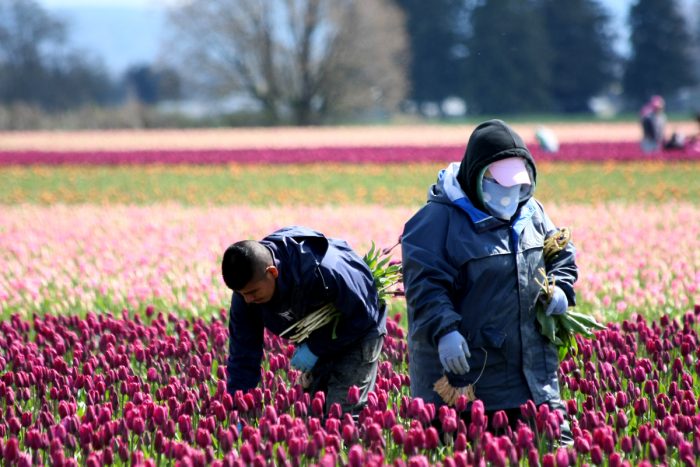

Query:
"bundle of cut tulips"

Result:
[[536, 228, 606, 360], [280, 241, 403, 345], [284, 241, 403, 387]]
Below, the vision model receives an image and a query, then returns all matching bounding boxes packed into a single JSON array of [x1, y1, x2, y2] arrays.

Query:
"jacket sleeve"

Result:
[[304, 251, 379, 357], [541, 209, 579, 306], [401, 205, 463, 347], [226, 293, 264, 394]]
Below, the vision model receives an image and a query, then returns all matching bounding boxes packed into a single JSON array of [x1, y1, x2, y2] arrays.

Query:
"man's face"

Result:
[[237, 266, 278, 304]]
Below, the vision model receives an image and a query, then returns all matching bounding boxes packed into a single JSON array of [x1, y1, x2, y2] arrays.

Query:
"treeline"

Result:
[[0, 0, 182, 129], [1, 0, 698, 128], [400, 0, 698, 115]]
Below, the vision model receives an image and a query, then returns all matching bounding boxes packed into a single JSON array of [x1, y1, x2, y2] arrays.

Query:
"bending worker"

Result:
[[221, 226, 386, 415]]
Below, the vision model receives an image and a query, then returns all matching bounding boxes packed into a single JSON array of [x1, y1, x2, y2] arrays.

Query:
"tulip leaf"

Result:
[[363, 240, 403, 307]]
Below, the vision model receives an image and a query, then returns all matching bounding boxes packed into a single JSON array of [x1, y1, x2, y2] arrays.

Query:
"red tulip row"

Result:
[[0, 305, 699, 465], [1, 142, 699, 166]]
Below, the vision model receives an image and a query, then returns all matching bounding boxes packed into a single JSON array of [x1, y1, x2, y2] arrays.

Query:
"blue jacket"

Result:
[[402, 162, 578, 410], [227, 226, 385, 393]]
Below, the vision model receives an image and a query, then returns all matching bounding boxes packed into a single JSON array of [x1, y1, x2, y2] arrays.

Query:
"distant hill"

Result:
[[49, 5, 167, 77]]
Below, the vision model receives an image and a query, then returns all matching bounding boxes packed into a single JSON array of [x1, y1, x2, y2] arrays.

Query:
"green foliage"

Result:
[[537, 307, 607, 361], [362, 241, 403, 307]]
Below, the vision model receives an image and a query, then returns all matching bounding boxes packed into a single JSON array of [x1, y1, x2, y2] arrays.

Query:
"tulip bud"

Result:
[[615, 410, 628, 431], [470, 400, 486, 428], [347, 386, 360, 406], [305, 437, 319, 458], [442, 416, 458, 434], [311, 398, 324, 418], [366, 423, 383, 445], [590, 445, 603, 465], [520, 400, 537, 420], [386, 424, 403, 445], [574, 435, 590, 454], [284, 436, 302, 459], [420, 427, 437, 451], [527, 447, 539, 467], [620, 435, 633, 453], [347, 444, 364, 467], [448, 432, 464, 452], [118, 440, 129, 462], [340, 424, 356, 445], [407, 455, 430, 467], [195, 428, 211, 449], [328, 403, 342, 420], [455, 395, 468, 413], [492, 410, 509, 431], [237, 441, 253, 464], [131, 417, 145, 436]]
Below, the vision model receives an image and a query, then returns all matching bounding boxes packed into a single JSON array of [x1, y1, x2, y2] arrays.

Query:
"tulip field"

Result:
[[1, 123, 700, 466]]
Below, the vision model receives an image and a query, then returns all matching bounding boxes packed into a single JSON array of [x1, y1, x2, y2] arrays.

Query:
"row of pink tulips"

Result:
[[1, 203, 698, 321], [1, 142, 699, 165]]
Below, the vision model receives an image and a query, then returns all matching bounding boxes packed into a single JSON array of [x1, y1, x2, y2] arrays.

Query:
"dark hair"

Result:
[[221, 240, 271, 290]]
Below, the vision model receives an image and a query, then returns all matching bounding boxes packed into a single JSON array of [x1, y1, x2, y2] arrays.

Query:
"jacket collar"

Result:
[[437, 162, 536, 235]]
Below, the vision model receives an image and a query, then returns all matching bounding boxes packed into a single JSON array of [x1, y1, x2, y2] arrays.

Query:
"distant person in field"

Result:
[[401, 119, 578, 443], [221, 226, 385, 416], [535, 125, 559, 153], [640, 95, 667, 153]]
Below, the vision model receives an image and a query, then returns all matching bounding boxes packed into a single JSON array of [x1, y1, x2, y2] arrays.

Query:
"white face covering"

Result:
[[482, 177, 523, 220]]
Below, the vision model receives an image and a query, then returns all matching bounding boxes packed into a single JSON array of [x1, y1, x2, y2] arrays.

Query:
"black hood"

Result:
[[456, 119, 537, 212]]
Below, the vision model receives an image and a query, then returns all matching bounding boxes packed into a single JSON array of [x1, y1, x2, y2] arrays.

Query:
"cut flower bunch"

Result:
[[537, 228, 606, 360]]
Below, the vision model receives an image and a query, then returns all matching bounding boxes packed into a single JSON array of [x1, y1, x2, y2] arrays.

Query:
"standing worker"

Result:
[[401, 119, 578, 440], [221, 226, 386, 415], [640, 95, 667, 153]]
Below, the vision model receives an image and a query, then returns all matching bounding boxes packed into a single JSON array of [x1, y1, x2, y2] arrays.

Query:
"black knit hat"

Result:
[[456, 119, 537, 212]]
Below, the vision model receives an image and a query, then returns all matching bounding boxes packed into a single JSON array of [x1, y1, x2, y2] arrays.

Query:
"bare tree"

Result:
[[164, 0, 408, 125]]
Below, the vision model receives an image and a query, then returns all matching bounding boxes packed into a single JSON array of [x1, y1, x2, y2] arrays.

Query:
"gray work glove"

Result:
[[438, 330, 471, 375], [545, 286, 568, 316]]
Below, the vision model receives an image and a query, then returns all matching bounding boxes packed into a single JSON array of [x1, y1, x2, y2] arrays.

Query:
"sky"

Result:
[[34, 0, 692, 77], [40, 0, 176, 6]]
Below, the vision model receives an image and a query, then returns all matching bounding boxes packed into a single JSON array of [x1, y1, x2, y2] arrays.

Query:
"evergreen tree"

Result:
[[464, 0, 552, 114], [396, 0, 465, 105], [623, 0, 696, 105], [539, 0, 617, 112]]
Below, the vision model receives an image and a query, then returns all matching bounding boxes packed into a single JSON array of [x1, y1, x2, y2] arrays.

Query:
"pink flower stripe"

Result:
[[1, 203, 698, 320], [1, 142, 699, 165]]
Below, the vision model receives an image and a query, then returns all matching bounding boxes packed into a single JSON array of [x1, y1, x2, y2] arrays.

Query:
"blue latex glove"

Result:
[[290, 343, 318, 372], [546, 286, 569, 316], [438, 330, 471, 375]]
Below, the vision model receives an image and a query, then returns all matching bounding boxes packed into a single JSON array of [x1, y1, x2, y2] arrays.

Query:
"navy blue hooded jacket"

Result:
[[227, 226, 386, 393], [402, 120, 578, 409]]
